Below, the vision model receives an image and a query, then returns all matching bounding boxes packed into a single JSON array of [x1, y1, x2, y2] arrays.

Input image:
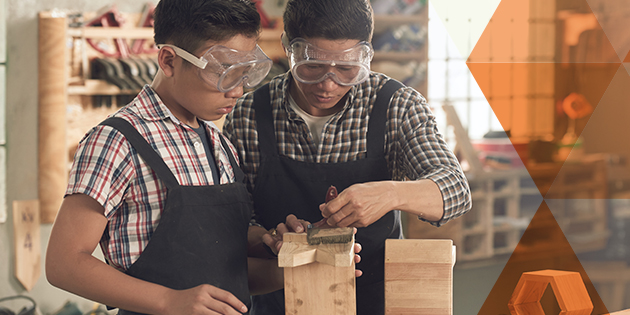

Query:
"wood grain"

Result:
[[385, 239, 454, 315], [13, 200, 41, 291], [279, 232, 356, 315]]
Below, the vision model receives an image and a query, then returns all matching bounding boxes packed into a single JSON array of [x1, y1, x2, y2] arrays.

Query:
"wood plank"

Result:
[[385, 239, 454, 315], [280, 232, 356, 314], [284, 260, 356, 315], [13, 200, 41, 291]]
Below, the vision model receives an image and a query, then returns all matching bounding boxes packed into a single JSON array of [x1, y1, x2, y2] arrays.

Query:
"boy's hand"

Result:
[[163, 284, 247, 315], [262, 215, 363, 278], [262, 214, 310, 255]]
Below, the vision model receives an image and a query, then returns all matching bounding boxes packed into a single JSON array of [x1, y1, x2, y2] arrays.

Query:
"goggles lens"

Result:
[[158, 44, 273, 92], [287, 38, 373, 86]]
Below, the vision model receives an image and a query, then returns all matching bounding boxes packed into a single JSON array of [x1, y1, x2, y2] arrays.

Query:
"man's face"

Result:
[[289, 37, 360, 117], [168, 35, 258, 124]]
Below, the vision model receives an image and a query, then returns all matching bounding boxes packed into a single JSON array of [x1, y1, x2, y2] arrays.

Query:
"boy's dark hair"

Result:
[[283, 0, 373, 43], [154, 0, 261, 54]]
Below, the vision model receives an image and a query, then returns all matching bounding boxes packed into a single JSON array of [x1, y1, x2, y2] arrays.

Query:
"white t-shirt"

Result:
[[288, 94, 334, 145]]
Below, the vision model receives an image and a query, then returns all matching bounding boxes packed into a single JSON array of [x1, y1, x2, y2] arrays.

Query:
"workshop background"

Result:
[[2, 0, 630, 314]]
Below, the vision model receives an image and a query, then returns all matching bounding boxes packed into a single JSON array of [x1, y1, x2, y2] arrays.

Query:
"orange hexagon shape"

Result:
[[508, 270, 593, 315]]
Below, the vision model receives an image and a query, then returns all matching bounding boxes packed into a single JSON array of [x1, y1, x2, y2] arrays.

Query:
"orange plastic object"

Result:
[[508, 270, 593, 315]]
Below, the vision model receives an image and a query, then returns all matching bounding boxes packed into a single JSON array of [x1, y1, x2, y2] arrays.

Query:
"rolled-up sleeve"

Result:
[[391, 88, 472, 227]]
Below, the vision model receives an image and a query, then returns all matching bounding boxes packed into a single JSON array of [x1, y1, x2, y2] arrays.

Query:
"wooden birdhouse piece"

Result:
[[278, 232, 356, 315]]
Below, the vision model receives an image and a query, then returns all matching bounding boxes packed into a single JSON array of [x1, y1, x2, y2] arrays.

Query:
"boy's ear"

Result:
[[158, 47, 177, 77]]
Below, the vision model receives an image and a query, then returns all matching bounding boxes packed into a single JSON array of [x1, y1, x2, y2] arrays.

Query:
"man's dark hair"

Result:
[[154, 0, 261, 54], [283, 0, 373, 43]]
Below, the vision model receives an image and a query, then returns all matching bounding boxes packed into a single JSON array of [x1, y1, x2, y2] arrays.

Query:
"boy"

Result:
[[223, 0, 472, 313], [46, 1, 286, 314]]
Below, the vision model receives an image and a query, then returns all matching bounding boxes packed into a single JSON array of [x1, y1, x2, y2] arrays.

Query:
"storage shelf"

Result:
[[67, 27, 154, 39]]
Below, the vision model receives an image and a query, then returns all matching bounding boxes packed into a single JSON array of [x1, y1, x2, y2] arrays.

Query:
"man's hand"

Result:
[[261, 215, 363, 278], [162, 284, 248, 315], [319, 181, 396, 228], [261, 214, 311, 255]]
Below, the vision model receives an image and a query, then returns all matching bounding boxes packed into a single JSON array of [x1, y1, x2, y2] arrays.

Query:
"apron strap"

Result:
[[253, 83, 278, 158], [217, 132, 246, 184], [254, 79, 404, 159], [100, 117, 181, 189], [367, 79, 404, 159]]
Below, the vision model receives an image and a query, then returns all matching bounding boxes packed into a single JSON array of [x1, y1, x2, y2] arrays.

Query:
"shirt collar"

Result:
[[132, 85, 186, 127]]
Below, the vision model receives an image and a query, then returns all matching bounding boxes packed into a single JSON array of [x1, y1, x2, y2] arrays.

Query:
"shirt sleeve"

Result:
[[389, 88, 472, 227], [66, 125, 136, 218]]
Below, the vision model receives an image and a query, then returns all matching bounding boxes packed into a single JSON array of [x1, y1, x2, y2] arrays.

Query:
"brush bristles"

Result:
[[307, 227, 353, 245]]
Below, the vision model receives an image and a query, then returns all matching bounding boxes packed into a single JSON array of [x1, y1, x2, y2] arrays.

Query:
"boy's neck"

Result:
[[151, 72, 200, 128]]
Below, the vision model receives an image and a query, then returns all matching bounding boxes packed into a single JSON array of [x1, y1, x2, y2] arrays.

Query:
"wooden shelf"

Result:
[[68, 79, 138, 96], [67, 27, 154, 39], [406, 158, 610, 263]]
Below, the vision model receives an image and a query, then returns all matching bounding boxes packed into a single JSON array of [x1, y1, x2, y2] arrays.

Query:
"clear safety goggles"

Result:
[[158, 44, 273, 92], [284, 37, 374, 86]]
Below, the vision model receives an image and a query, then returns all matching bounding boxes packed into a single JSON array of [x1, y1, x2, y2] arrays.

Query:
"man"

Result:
[[224, 0, 472, 313]]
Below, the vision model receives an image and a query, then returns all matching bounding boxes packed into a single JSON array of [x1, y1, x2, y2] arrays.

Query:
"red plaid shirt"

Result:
[[66, 86, 240, 271]]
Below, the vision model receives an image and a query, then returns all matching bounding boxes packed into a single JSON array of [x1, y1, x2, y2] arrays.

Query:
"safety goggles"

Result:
[[158, 43, 273, 92], [284, 36, 374, 86]]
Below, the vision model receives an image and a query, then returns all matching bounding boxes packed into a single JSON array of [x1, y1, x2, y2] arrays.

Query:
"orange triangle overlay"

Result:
[[466, 0, 620, 197], [466, 62, 618, 197], [547, 64, 630, 199], [478, 201, 608, 315]]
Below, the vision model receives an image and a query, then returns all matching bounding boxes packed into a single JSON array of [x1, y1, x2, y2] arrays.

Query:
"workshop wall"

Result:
[[1, 0, 152, 313]]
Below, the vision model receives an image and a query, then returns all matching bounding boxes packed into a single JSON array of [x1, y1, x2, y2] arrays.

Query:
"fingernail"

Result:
[[241, 306, 248, 313], [296, 225, 303, 232]]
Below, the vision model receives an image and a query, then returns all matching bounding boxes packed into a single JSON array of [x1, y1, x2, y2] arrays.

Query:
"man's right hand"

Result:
[[162, 284, 248, 315]]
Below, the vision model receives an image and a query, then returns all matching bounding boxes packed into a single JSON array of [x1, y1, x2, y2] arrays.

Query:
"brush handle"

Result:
[[325, 185, 338, 203]]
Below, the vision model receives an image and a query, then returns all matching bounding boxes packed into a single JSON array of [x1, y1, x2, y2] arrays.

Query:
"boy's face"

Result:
[[166, 35, 258, 125], [289, 37, 359, 117]]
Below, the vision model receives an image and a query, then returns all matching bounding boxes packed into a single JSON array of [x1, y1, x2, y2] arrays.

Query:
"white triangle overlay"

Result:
[[585, 0, 630, 63], [429, 0, 501, 59]]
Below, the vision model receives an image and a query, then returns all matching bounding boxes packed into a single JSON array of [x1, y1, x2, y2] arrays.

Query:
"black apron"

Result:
[[250, 80, 404, 315], [100, 117, 252, 315]]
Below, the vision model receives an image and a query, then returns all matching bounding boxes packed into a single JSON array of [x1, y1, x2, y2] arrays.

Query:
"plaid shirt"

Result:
[[66, 85, 239, 271], [224, 72, 471, 227]]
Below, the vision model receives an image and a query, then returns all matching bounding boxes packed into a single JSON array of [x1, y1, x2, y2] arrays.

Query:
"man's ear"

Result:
[[158, 46, 177, 77]]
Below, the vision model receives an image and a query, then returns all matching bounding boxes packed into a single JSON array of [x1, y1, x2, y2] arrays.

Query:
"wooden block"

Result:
[[13, 200, 41, 291], [508, 270, 593, 315], [0, 147, 5, 223], [0, 0, 5, 64], [279, 232, 356, 315], [279, 232, 354, 268], [385, 239, 454, 315], [0, 65, 5, 146]]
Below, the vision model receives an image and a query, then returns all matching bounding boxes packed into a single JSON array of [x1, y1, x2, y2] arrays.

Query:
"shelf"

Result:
[[68, 79, 139, 96], [67, 27, 154, 39]]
